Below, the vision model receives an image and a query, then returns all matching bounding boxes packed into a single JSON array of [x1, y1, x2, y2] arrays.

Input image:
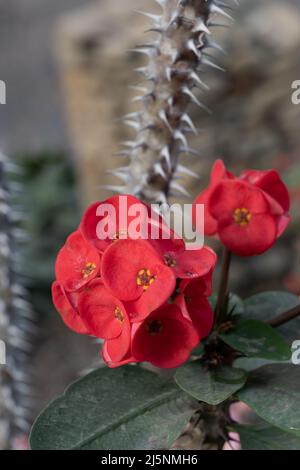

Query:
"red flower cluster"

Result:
[[193, 160, 290, 257], [52, 195, 217, 368]]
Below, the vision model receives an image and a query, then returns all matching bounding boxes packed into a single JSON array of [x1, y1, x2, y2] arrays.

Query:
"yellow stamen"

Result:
[[114, 306, 124, 323], [82, 262, 96, 279], [233, 208, 252, 227], [136, 268, 156, 290]]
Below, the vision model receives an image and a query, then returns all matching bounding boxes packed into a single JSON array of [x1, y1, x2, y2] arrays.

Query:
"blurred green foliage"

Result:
[[14, 151, 80, 315]]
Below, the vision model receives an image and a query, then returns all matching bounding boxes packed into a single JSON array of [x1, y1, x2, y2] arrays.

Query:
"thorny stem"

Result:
[[214, 247, 232, 326], [268, 304, 300, 328]]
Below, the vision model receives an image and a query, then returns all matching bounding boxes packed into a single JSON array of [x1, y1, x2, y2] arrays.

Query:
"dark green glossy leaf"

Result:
[[175, 362, 247, 406], [235, 424, 300, 450], [244, 291, 300, 343], [234, 357, 290, 372], [237, 364, 300, 437], [30, 366, 194, 450], [219, 319, 290, 360], [209, 293, 244, 316]]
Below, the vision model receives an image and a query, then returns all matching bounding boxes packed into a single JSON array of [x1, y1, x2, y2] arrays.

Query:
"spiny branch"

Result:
[[112, 0, 235, 205], [0, 152, 35, 449]]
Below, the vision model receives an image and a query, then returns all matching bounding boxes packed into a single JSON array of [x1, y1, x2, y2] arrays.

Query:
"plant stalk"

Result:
[[215, 248, 232, 325], [268, 304, 300, 328]]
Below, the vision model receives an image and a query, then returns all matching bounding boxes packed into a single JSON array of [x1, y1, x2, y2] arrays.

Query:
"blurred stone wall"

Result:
[[0, 0, 95, 154], [55, 0, 300, 206]]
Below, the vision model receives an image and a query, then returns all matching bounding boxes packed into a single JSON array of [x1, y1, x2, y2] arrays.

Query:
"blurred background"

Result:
[[0, 0, 300, 449]]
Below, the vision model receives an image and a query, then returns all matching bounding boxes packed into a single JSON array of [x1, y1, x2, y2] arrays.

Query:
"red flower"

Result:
[[240, 169, 290, 236], [175, 278, 214, 340], [101, 239, 176, 321], [55, 231, 101, 292], [53, 192, 218, 369], [194, 160, 290, 256], [78, 279, 130, 342], [193, 160, 233, 235], [209, 180, 278, 256], [132, 305, 199, 368], [158, 239, 217, 280], [52, 281, 90, 334], [81, 194, 162, 251], [102, 342, 136, 368]]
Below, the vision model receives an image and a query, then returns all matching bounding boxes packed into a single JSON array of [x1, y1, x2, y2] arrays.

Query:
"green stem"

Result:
[[215, 248, 232, 326]]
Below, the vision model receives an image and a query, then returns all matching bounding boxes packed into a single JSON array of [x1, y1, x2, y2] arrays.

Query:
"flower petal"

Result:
[[101, 239, 174, 302], [78, 279, 128, 339], [132, 305, 199, 368], [218, 213, 277, 256], [55, 231, 100, 292], [52, 281, 90, 334]]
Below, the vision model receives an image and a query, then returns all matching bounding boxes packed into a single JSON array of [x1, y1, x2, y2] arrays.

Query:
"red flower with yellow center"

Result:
[[209, 180, 278, 256], [101, 239, 176, 322], [55, 230, 100, 292], [193, 160, 290, 257]]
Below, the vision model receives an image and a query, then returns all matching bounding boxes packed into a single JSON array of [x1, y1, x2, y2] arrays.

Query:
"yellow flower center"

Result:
[[114, 306, 124, 323], [136, 269, 156, 290], [82, 262, 96, 279], [233, 208, 252, 227]]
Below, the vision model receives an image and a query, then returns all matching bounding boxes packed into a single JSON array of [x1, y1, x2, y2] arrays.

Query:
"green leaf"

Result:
[[219, 319, 290, 360], [244, 291, 300, 342], [30, 366, 194, 450], [210, 292, 244, 316], [234, 357, 289, 372], [175, 362, 247, 406], [235, 424, 300, 450], [237, 364, 300, 437]]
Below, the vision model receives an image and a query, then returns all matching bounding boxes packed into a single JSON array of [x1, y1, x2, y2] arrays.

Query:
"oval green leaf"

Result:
[[244, 291, 300, 342], [237, 364, 300, 437], [30, 366, 195, 450], [219, 319, 290, 360], [235, 423, 300, 450], [175, 361, 247, 406]]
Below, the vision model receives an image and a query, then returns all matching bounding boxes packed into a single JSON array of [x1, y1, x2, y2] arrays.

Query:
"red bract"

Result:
[[194, 160, 290, 256], [132, 305, 199, 368], [101, 239, 176, 321], [240, 169, 291, 237], [53, 192, 217, 369], [52, 281, 90, 334], [193, 160, 233, 235], [162, 244, 217, 280], [175, 279, 214, 340], [55, 230, 101, 292], [78, 279, 130, 342], [102, 344, 136, 369], [209, 180, 278, 256], [81, 194, 163, 251]]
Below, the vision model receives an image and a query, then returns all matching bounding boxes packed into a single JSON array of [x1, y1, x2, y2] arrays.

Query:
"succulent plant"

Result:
[[0, 152, 35, 450], [112, 0, 234, 204]]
